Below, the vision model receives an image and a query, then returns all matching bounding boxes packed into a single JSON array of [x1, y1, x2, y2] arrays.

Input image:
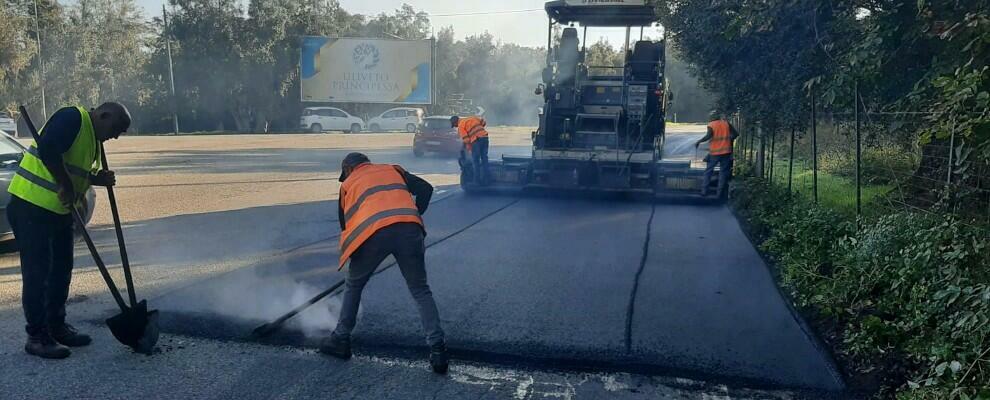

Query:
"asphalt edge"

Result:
[[725, 187, 851, 395]]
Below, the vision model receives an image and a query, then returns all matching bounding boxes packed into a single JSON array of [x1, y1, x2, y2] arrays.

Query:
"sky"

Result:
[[128, 0, 662, 48]]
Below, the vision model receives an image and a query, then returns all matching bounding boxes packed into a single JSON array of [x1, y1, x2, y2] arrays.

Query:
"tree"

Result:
[[584, 39, 623, 68], [361, 3, 429, 40], [665, 45, 715, 122], [0, 1, 37, 114]]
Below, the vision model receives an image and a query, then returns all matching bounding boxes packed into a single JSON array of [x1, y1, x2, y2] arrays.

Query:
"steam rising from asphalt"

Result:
[[162, 263, 350, 338]]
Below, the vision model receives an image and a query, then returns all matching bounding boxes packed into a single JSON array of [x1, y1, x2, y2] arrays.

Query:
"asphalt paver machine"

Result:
[[461, 0, 709, 197]]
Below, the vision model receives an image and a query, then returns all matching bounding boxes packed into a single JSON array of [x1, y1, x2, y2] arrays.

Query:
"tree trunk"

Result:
[[254, 111, 268, 133], [229, 109, 250, 132], [756, 127, 766, 179]]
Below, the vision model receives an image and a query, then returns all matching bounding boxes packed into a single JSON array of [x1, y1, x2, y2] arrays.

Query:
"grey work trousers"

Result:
[[333, 223, 445, 347]]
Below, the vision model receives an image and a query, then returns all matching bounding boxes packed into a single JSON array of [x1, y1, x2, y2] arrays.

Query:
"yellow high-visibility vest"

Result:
[[8, 106, 101, 214]]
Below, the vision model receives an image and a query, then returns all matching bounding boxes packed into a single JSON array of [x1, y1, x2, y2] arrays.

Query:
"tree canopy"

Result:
[[656, 0, 990, 160], [0, 0, 721, 132]]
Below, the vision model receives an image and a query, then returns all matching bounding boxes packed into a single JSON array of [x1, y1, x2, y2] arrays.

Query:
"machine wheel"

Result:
[[310, 124, 322, 133], [405, 124, 417, 133], [349, 124, 362, 134], [369, 124, 381, 132], [413, 147, 425, 157]]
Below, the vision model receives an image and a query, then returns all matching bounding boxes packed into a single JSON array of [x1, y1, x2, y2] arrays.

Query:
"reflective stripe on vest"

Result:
[[26, 146, 91, 179], [15, 166, 60, 192], [7, 106, 100, 215], [338, 164, 423, 268], [458, 117, 488, 145], [708, 120, 733, 156], [343, 183, 409, 222]]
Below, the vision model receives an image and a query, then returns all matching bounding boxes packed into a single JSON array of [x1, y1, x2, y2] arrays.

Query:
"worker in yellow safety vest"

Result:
[[320, 152, 449, 374], [695, 111, 739, 198], [7, 103, 130, 359], [451, 115, 489, 185]]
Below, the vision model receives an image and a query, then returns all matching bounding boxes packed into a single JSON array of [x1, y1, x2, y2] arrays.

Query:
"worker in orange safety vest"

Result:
[[451, 115, 489, 185], [320, 152, 448, 374], [695, 111, 739, 198]]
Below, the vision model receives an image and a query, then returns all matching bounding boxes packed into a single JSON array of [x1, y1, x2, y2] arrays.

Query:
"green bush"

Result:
[[732, 177, 990, 399]]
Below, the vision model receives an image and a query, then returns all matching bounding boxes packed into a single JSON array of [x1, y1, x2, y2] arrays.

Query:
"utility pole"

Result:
[[855, 80, 862, 217], [163, 4, 179, 135], [33, 0, 48, 121], [106, 0, 116, 98]]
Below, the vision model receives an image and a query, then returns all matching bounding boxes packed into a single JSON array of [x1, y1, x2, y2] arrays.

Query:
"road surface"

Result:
[[0, 126, 845, 399]]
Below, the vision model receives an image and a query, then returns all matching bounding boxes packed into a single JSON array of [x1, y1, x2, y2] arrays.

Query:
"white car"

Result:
[[299, 107, 365, 133], [0, 113, 16, 136], [0, 131, 95, 242], [366, 108, 424, 133]]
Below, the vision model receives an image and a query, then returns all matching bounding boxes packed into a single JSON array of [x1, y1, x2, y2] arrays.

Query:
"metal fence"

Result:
[[735, 85, 990, 233]]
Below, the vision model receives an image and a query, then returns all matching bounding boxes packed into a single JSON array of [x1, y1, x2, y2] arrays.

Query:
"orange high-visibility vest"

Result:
[[708, 120, 733, 156], [338, 163, 423, 268], [457, 117, 488, 150]]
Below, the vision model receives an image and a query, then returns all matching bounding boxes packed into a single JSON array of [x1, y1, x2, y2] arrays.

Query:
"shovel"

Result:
[[19, 106, 159, 354], [251, 280, 344, 338]]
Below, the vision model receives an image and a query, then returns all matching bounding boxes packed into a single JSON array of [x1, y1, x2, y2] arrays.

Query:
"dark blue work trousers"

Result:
[[6, 196, 75, 336]]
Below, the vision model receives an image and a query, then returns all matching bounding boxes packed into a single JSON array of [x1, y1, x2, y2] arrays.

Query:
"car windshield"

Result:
[[0, 134, 24, 166], [424, 119, 451, 129], [302, 109, 316, 116]]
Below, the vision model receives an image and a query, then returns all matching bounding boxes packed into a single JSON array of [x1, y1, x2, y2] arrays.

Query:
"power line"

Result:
[[428, 8, 543, 17]]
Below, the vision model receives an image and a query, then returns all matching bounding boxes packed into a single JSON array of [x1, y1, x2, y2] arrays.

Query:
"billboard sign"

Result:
[[300, 37, 434, 104]]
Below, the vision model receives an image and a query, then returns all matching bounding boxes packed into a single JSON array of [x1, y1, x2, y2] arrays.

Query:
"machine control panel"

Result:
[[626, 85, 648, 121]]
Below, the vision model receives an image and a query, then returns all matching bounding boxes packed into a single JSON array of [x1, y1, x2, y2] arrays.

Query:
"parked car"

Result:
[[0, 131, 96, 242], [0, 112, 16, 136], [367, 108, 424, 133], [299, 107, 365, 133], [413, 116, 462, 157]]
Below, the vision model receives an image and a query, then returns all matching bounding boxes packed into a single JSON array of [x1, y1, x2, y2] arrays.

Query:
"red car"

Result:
[[413, 116, 462, 157]]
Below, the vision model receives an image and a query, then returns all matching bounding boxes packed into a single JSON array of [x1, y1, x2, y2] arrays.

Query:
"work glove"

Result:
[[91, 170, 116, 187], [58, 185, 78, 208]]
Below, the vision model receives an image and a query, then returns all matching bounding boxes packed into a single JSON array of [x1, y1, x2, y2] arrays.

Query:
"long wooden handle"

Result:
[[99, 142, 136, 306], [251, 280, 346, 337]]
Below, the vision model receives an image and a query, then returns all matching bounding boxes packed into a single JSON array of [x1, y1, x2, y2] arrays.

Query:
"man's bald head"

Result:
[[92, 102, 131, 141]]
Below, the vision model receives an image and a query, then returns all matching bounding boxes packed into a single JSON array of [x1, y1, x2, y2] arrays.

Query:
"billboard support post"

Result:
[[431, 36, 437, 112]]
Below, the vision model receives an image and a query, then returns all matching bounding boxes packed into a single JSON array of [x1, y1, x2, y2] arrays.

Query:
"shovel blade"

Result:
[[106, 300, 160, 355]]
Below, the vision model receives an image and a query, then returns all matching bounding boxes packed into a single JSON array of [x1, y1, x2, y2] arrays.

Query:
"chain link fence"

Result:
[[736, 86, 990, 235]]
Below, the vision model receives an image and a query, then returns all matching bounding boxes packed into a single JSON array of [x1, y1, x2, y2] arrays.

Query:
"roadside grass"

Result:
[[760, 157, 893, 216]]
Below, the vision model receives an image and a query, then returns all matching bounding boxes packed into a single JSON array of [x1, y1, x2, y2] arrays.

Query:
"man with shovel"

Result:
[[320, 152, 449, 374], [7, 103, 129, 359]]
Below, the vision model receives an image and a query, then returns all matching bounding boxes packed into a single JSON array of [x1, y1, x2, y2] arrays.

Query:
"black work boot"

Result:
[[25, 333, 71, 359], [51, 323, 92, 347], [319, 333, 351, 360], [429, 342, 449, 374]]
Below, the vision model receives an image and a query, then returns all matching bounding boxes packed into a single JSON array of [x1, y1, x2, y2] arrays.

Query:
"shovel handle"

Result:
[[252, 279, 345, 337], [18, 106, 129, 311], [71, 208, 129, 311], [99, 142, 137, 306]]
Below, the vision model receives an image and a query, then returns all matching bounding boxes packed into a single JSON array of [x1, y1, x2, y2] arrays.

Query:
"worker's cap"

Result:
[[339, 152, 370, 182], [449, 116, 459, 125]]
